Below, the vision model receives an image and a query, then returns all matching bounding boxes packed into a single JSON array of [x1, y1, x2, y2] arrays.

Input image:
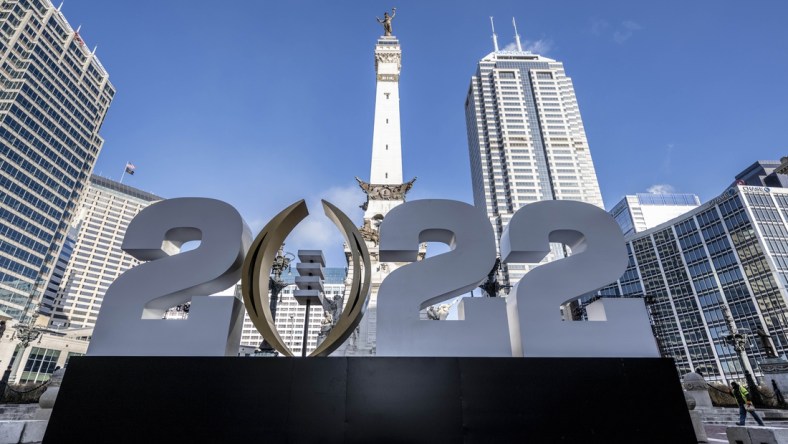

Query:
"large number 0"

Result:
[[376, 200, 511, 356], [501, 200, 659, 357], [87, 198, 251, 356]]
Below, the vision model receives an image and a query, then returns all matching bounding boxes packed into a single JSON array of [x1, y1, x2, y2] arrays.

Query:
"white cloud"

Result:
[[524, 39, 553, 54], [646, 184, 676, 194], [502, 38, 553, 55], [613, 20, 642, 44]]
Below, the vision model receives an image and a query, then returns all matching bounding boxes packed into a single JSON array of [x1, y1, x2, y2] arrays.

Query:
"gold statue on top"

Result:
[[376, 8, 396, 36]]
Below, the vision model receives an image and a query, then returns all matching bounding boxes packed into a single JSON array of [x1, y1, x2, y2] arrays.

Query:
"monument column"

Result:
[[338, 12, 418, 356]]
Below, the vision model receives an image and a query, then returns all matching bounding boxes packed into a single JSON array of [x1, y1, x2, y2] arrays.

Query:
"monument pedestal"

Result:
[[45, 356, 695, 443]]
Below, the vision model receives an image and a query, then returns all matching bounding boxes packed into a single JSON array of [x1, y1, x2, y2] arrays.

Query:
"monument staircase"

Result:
[[0, 405, 37, 421], [696, 406, 788, 425]]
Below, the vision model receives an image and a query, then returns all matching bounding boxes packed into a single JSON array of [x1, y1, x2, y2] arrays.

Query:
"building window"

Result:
[[21, 347, 61, 383]]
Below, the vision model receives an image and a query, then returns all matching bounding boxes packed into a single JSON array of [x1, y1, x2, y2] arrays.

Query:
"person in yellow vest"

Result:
[[731, 381, 765, 426]]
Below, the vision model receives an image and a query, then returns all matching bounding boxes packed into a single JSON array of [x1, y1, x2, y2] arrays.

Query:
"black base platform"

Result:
[[44, 356, 695, 443]]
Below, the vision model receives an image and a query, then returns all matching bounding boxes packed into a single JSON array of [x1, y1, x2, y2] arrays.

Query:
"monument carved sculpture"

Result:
[[757, 327, 778, 358], [376, 8, 396, 36]]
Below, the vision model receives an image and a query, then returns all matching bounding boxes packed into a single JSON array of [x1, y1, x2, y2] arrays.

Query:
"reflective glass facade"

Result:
[[604, 185, 788, 382], [0, 0, 114, 319]]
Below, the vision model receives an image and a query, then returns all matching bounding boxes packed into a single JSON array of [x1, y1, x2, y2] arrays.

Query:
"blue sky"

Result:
[[63, 1, 788, 266]]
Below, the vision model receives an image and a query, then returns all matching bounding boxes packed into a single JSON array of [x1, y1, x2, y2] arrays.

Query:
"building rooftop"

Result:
[[90, 175, 162, 202], [634, 193, 701, 206]]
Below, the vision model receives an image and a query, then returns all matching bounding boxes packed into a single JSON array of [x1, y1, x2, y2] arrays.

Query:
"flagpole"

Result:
[[120, 160, 128, 184]]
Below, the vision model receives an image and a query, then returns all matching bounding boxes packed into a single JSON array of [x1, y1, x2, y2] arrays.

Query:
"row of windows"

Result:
[[5, 107, 88, 174], [0, 124, 80, 181], [0, 254, 37, 280], [14, 93, 90, 159], [0, 201, 53, 243], [0, 167, 64, 221], [24, 61, 94, 133], [0, 152, 67, 208]]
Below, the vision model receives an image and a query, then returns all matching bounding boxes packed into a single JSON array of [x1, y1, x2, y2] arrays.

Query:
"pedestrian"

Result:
[[731, 381, 765, 426]]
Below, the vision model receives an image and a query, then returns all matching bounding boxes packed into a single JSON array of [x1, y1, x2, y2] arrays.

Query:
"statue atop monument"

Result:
[[756, 327, 778, 358], [376, 8, 396, 36]]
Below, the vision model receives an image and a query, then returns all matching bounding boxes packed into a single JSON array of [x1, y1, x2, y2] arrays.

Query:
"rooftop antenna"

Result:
[[57, 2, 63, 11], [92, 45, 97, 55], [490, 17, 499, 52], [75, 24, 81, 33], [512, 17, 523, 51]]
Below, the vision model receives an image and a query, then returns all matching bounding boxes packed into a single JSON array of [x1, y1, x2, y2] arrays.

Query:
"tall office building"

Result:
[[44, 175, 160, 328], [0, 0, 115, 319], [239, 268, 346, 356], [599, 182, 788, 382], [464, 23, 603, 286], [610, 193, 701, 237]]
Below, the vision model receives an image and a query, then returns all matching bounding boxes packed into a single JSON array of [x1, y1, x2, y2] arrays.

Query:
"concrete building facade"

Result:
[[464, 35, 603, 287], [43, 175, 161, 328]]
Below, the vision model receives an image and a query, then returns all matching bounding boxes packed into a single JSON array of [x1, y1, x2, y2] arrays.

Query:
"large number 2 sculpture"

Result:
[[501, 200, 658, 357], [376, 200, 511, 357], [88, 198, 251, 356]]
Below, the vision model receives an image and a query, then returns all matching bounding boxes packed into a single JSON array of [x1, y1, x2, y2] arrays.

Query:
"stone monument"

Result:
[[335, 10, 424, 356], [682, 371, 713, 409]]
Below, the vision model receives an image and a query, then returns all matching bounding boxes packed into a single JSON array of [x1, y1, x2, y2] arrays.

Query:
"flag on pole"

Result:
[[125, 162, 136, 175]]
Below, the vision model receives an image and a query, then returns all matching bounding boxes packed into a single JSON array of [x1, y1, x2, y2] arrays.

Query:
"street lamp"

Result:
[[722, 305, 763, 405], [1, 291, 45, 396], [255, 246, 295, 356]]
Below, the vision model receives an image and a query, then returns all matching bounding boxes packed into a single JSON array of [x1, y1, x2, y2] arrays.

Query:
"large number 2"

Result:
[[376, 200, 511, 357], [501, 200, 659, 357], [87, 198, 251, 356]]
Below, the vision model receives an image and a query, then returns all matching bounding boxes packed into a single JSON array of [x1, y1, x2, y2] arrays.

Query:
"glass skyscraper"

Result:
[[0, 0, 114, 319], [465, 40, 603, 286], [599, 184, 788, 382]]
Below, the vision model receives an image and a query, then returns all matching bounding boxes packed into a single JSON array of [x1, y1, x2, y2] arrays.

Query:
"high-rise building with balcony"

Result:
[[464, 24, 603, 287], [0, 0, 115, 319], [44, 175, 160, 328]]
